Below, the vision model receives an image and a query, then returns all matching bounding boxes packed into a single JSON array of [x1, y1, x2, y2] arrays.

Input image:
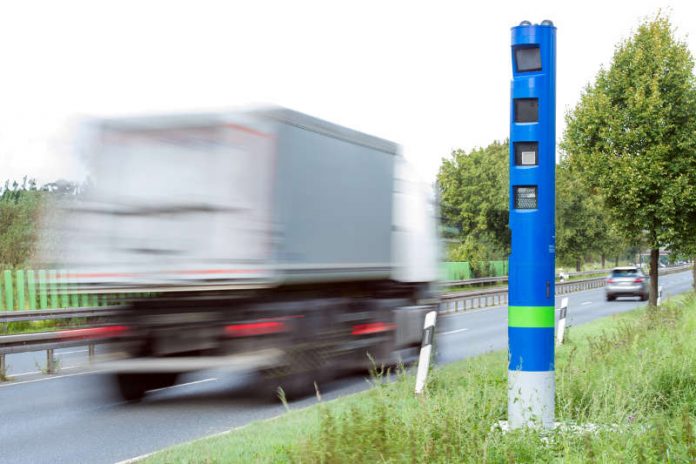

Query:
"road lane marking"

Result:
[[581, 301, 592, 306], [0, 369, 104, 388], [12, 366, 82, 377], [59, 349, 89, 355], [440, 328, 469, 336], [149, 377, 218, 393]]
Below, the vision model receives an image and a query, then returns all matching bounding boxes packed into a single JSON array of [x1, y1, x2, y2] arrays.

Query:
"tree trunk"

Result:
[[575, 257, 581, 272], [601, 254, 606, 269], [692, 256, 695, 292], [615, 255, 619, 267], [649, 248, 659, 307]]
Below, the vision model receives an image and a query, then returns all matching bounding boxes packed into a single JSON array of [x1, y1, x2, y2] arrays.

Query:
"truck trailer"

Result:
[[46, 107, 441, 401]]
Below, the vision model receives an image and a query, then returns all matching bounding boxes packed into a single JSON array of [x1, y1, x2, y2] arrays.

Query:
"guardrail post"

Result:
[[46, 349, 55, 374], [0, 353, 6, 379], [88, 343, 96, 361]]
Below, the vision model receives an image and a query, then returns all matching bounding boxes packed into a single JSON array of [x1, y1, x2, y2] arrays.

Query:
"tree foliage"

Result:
[[555, 161, 609, 270], [437, 141, 510, 261], [562, 15, 696, 300], [0, 178, 44, 268]]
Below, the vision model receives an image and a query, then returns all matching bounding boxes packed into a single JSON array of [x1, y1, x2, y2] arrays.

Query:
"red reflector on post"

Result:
[[351, 322, 396, 336], [225, 321, 286, 337], [58, 325, 129, 340]]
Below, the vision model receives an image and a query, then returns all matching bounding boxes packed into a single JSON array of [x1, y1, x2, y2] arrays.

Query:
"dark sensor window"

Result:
[[514, 98, 538, 123], [515, 46, 542, 72], [514, 142, 538, 166], [514, 185, 538, 209]]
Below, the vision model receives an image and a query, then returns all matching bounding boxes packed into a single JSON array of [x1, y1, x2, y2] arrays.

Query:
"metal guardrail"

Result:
[[446, 275, 508, 287], [0, 307, 122, 376], [440, 276, 609, 313], [0, 306, 122, 323], [439, 264, 692, 314], [445, 268, 615, 287], [444, 266, 693, 287]]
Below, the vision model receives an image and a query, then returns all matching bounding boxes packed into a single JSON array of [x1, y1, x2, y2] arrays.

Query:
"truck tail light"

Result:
[[58, 325, 129, 340], [225, 320, 287, 337], [351, 322, 396, 336]]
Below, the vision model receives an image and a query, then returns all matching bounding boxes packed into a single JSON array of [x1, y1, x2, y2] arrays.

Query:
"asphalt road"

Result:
[[0, 271, 692, 464]]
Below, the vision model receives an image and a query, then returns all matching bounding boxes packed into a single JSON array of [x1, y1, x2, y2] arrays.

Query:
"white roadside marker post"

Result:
[[415, 310, 437, 395], [657, 286, 663, 306], [556, 297, 569, 346]]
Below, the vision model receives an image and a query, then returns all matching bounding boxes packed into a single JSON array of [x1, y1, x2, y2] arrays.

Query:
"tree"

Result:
[[0, 179, 44, 268], [437, 140, 510, 262], [562, 15, 696, 305], [555, 160, 610, 271]]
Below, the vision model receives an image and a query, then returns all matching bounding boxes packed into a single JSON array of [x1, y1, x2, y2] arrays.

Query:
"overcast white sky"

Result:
[[1, 0, 695, 185]]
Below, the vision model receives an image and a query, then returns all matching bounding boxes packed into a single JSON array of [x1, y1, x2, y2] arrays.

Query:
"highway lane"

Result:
[[0, 270, 692, 464]]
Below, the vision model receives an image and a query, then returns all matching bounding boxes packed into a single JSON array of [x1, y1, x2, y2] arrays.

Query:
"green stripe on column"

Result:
[[508, 306, 555, 328]]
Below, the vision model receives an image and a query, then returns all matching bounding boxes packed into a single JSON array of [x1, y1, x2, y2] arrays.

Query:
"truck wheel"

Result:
[[114, 373, 179, 402], [606, 295, 615, 302]]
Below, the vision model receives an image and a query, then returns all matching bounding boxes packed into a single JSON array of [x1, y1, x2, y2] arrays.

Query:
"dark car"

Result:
[[605, 266, 649, 301]]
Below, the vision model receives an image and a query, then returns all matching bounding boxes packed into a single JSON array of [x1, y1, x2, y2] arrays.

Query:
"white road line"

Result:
[[12, 366, 82, 377], [440, 328, 469, 336], [0, 369, 104, 388], [149, 377, 218, 393], [59, 349, 89, 355], [581, 301, 592, 306]]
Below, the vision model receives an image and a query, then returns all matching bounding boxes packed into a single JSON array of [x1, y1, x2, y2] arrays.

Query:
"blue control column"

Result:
[[508, 20, 556, 429]]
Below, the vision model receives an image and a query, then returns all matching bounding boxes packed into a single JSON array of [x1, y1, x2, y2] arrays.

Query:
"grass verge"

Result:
[[0, 318, 88, 335], [143, 293, 696, 463]]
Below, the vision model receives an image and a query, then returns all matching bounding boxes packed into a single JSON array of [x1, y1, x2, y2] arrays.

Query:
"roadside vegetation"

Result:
[[0, 318, 89, 336], [144, 293, 696, 463], [0, 177, 81, 270], [0, 178, 44, 269]]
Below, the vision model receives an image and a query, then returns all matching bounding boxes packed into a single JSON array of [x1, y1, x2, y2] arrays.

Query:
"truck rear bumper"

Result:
[[100, 348, 284, 373]]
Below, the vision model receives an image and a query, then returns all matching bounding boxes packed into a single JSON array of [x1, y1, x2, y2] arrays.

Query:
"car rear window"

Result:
[[611, 269, 639, 277]]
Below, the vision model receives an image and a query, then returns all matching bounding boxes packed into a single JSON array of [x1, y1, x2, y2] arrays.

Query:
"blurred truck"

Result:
[[47, 107, 440, 400]]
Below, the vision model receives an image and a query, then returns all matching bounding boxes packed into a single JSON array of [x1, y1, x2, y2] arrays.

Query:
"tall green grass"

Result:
[[145, 294, 696, 463]]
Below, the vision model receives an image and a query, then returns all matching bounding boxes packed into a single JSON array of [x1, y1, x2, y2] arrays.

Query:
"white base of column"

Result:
[[508, 370, 555, 429]]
